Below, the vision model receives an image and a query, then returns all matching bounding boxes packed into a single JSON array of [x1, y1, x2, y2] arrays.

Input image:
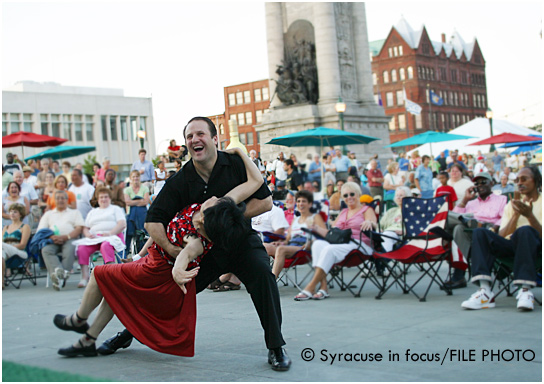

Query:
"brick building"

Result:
[[370, 18, 488, 144], [208, 80, 271, 154]]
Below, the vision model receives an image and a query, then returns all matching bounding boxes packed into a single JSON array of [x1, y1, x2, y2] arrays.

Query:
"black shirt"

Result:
[[147, 151, 271, 229], [285, 170, 302, 191]]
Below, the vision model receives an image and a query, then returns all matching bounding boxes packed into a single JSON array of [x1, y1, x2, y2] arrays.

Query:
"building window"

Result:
[[388, 115, 396, 131], [398, 114, 406, 130], [440, 68, 447, 81], [109, 116, 118, 141], [101, 116, 108, 141], [9, 113, 20, 133], [245, 111, 253, 125], [237, 113, 244, 126], [374, 94, 381, 105], [399, 68, 405, 81], [130, 116, 138, 141], [254, 89, 261, 102], [256, 110, 263, 123], [40, 114, 49, 135], [139, 117, 147, 141], [228, 93, 236, 106], [262, 87, 269, 100], [236, 92, 243, 105], [63, 122, 72, 140], [386, 92, 394, 107], [372, 72, 377, 85], [51, 114, 60, 137], [393, 46, 398, 56], [120, 116, 128, 141], [391, 69, 397, 82], [422, 43, 430, 55], [450, 69, 457, 83], [85, 115, 94, 141], [243, 90, 251, 104], [239, 133, 246, 145], [219, 123, 224, 135], [256, 132, 261, 144], [396, 90, 404, 105], [407, 66, 413, 79], [383, 70, 389, 83], [398, 45, 403, 55], [246, 132, 254, 145], [388, 47, 393, 57], [23, 114, 32, 133], [2, 113, 7, 136], [415, 114, 423, 129]]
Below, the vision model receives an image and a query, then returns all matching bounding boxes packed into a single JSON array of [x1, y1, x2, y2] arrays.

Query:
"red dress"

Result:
[[93, 203, 212, 357]]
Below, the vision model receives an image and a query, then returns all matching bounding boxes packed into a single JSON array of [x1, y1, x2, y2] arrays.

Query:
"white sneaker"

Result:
[[51, 267, 64, 291], [516, 289, 534, 311], [461, 288, 495, 309]]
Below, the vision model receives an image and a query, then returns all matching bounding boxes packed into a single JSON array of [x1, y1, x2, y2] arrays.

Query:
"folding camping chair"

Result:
[[4, 243, 39, 289], [491, 253, 542, 305], [276, 249, 314, 291], [371, 195, 455, 302]]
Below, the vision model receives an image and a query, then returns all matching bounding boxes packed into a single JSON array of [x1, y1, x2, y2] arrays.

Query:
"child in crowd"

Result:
[[434, 171, 458, 210]]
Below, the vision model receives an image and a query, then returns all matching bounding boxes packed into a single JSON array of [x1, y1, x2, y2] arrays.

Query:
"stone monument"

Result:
[[257, 2, 392, 164]]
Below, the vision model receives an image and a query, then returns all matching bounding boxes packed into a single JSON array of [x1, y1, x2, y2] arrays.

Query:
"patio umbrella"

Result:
[[25, 145, 96, 161], [2, 131, 68, 158], [469, 133, 541, 146], [385, 131, 475, 157], [266, 126, 380, 187], [499, 134, 542, 149]]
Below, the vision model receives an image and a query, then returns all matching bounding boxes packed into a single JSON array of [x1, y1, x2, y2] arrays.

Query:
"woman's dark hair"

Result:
[[93, 162, 101, 169], [422, 155, 430, 162], [7, 181, 21, 193], [203, 197, 250, 253], [174, 159, 182, 168], [523, 166, 542, 192], [450, 163, 467, 177], [295, 189, 313, 204]]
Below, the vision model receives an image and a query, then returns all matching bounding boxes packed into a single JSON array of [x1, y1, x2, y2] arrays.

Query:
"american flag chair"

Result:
[[372, 195, 457, 302]]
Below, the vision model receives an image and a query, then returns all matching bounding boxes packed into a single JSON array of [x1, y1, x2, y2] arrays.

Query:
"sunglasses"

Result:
[[343, 192, 356, 198], [473, 180, 488, 186]]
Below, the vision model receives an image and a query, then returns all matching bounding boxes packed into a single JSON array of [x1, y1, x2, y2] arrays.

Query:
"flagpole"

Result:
[[427, 83, 433, 132], [403, 84, 410, 139]]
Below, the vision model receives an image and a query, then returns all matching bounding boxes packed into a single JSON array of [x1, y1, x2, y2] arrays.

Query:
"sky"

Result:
[[2, 1, 543, 153]]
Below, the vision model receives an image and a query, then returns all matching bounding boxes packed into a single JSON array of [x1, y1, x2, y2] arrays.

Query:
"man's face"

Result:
[[41, 160, 50, 170], [335, 149, 342, 158], [473, 177, 491, 196], [55, 193, 68, 210], [303, 182, 313, 192], [314, 155, 320, 162], [438, 174, 447, 185], [370, 160, 377, 170], [278, 152, 284, 160], [504, 168, 511, 175], [423, 157, 430, 166], [105, 171, 115, 183], [500, 175, 508, 186], [6, 154, 14, 164], [516, 168, 536, 196], [13, 172, 23, 185], [139, 152, 146, 162], [185, 120, 218, 163], [71, 170, 82, 186], [440, 152, 445, 158], [23, 170, 31, 179], [283, 162, 289, 172]]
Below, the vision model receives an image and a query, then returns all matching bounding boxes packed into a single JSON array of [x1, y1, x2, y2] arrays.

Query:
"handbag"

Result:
[[325, 227, 352, 244]]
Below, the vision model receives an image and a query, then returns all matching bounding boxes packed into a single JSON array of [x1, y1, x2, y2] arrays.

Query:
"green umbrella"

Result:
[[385, 131, 475, 157], [25, 145, 96, 161], [266, 126, 380, 187]]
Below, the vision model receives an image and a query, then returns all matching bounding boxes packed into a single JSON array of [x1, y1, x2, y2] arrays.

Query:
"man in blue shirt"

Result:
[[332, 149, 351, 181], [447, 150, 468, 171], [307, 154, 322, 188], [131, 149, 155, 189], [415, 155, 434, 198], [491, 150, 503, 179]]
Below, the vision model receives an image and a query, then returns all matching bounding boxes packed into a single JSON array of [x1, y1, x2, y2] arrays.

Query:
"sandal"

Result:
[[53, 313, 90, 334], [294, 290, 313, 301], [207, 278, 223, 290], [213, 281, 241, 292], [312, 289, 329, 300]]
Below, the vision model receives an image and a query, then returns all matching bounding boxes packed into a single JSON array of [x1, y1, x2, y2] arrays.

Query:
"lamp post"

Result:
[[335, 97, 347, 154], [137, 128, 146, 149], [486, 108, 495, 151]]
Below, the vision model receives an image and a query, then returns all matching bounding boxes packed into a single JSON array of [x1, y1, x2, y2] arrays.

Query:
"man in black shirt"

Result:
[[283, 159, 303, 191], [97, 117, 291, 371]]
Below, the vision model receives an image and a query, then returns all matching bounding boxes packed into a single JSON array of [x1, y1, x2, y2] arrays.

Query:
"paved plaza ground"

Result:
[[2, 264, 542, 382]]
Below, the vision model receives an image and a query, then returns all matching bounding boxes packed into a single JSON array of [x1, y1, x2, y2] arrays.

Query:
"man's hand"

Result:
[[512, 199, 533, 218], [50, 235, 65, 245], [462, 187, 477, 204], [172, 266, 199, 294]]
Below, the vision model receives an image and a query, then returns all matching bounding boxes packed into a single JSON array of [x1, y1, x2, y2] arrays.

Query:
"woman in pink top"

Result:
[[294, 182, 377, 301]]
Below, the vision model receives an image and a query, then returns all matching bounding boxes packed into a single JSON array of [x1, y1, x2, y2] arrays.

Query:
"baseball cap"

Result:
[[473, 172, 493, 182], [477, 156, 484, 161], [22, 166, 32, 172]]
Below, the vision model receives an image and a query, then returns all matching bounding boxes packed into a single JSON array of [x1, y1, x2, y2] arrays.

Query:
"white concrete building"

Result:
[[2, 81, 156, 181]]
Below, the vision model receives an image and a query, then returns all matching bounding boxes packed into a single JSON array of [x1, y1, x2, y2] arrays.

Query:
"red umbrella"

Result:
[[469, 133, 541, 146], [2, 131, 68, 158]]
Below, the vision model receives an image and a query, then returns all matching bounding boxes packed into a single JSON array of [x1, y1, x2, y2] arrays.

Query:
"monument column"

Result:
[[265, 2, 285, 109], [353, 3, 375, 105], [314, 2, 341, 104]]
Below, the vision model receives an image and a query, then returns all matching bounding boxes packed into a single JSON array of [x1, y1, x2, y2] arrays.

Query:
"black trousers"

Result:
[[120, 232, 285, 350], [470, 226, 541, 287]]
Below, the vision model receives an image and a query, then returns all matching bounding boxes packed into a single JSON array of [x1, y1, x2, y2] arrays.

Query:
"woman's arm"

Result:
[[83, 226, 95, 239], [14, 224, 31, 250], [383, 175, 393, 191], [223, 148, 263, 204], [24, 197, 30, 216], [107, 219, 126, 236], [2, 203, 9, 220], [360, 207, 378, 231], [171, 235, 204, 294], [68, 194, 77, 210]]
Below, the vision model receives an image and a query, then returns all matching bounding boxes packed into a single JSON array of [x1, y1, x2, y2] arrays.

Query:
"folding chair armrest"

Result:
[[428, 226, 453, 242], [301, 227, 326, 240]]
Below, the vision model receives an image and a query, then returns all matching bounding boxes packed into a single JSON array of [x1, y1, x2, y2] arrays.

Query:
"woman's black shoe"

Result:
[[53, 314, 89, 334], [97, 331, 133, 355], [268, 348, 291, 371], [58, 343, 97, 357]]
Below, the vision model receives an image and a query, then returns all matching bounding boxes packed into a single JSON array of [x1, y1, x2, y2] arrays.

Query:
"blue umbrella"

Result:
[[499, 134, 542, 148], [25, 145, 96, 161], [385, 131, 475, 157], [266, 126, 380, 187], [509, 145, 542, 155]]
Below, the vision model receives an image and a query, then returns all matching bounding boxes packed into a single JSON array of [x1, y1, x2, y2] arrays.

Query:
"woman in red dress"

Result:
[[53, 148, 262, 358]]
